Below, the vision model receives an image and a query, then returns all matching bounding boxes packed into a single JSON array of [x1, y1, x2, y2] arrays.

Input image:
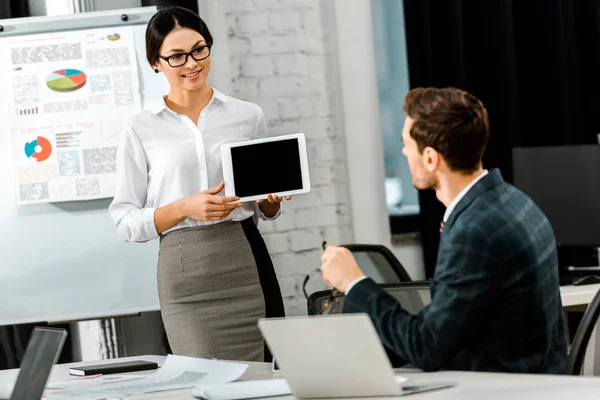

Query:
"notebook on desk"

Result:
[[0, 327, 67, 400]]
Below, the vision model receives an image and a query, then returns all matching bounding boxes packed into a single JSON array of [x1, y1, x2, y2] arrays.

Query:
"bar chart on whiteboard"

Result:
[[1, 26, 142, 204]]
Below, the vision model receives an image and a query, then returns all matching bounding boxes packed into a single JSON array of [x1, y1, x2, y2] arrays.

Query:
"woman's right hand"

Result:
[[180, 181, 242, 221]]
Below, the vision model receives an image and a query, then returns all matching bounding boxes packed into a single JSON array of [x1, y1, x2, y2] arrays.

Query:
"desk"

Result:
[[560, 284, 600, 375], [560, 283, 600, 307], [1, 355, 600, 399]]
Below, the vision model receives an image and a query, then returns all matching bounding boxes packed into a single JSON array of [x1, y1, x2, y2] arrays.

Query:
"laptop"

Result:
[[0, 326, 67, 400], [258, 314, 454, 398]]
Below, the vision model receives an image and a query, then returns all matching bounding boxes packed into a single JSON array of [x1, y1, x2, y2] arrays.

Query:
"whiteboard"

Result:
[[0, 7, 171, 325]]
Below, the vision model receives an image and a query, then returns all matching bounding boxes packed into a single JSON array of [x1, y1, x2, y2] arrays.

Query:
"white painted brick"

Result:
[[284, 191, 319, 210], [278, 277, 301, 298], [315, 139, 336, 162], [225, 0, 354, 284], [312, 96, 331, 116], [322, 225, 354, 245], [310, 166, 334, 185], [295, 208, 320, 229], [250, 34, 323, 54], [228, 37, 250, 55], [275, 54, 309, 76], [300, 8, 324, 38], [263, 232, 290, 254], [274, 209, 295, 231], [270, 12, 302, 33], [241, 55, 275, 77], [317, 205, 340, 227], [289, 229, 321, 251], [257, 220, 275, 233], [260, 76, 314, 97], [332, 162, 349, 182], [231, 76, 260, 99], [229, 56, 242, 79], [255, 0, 314, 11], [255, 99, 279, 122], [269, 117, 334, 138], [284, 298, 308, 317], [331, 137, 347, 159], [317, 183, 349, 205], [306, 54, 326, 76], [224, 0, 256, 13], [253, 0, 282, 10], [278, 99, 301, 119], [272, 249, 321, 277], [277, 98, 314, 121], [237, 13, 270, 35], [226, 14, 238, 37]]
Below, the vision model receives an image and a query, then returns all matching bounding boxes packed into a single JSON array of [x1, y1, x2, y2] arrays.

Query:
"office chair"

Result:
[[566, 288, 600, 375], [340, 244, 412, 283], [308, 281, 431, 316]]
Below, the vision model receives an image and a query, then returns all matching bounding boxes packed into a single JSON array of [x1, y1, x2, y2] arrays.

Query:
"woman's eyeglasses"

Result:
[[159, 45, 211, 68]]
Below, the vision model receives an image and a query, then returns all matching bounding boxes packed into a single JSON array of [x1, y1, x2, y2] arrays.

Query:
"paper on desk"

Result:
[[46, 374, 146, 389], [43, 355, 248, 400], [192, 379, 291, 400]]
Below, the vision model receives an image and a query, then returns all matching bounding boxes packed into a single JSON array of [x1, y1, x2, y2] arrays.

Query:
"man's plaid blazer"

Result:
[[344, 169, 567, 373]]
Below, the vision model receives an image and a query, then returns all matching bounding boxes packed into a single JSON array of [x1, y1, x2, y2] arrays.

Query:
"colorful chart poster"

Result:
[[2, 26, 141, 204]]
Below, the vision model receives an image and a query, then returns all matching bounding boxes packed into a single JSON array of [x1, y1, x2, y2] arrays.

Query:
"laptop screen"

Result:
[[10, 327, 67, 400]]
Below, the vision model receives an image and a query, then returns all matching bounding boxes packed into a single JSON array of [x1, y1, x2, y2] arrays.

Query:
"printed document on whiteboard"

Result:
[[0, 26, 142, 204]]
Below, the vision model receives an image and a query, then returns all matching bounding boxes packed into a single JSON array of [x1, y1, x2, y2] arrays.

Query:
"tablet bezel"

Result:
[[221, 133, 311, 202]]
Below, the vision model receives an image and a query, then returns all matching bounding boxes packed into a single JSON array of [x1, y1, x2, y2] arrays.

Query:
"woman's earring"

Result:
[[154, 68, 159, 73]]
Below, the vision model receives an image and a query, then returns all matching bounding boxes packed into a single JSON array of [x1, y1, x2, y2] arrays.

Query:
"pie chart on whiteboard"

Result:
[[46, 69, 87, 92], [24, 136, 52, 162]]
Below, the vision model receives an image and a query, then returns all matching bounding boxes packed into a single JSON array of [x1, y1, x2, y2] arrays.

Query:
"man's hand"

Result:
[[321, 246, 366, 293]]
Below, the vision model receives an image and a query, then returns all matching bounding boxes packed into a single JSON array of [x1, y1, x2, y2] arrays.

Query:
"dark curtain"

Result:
[[403, 0, 600, 277], [0, 0, 29, 19]]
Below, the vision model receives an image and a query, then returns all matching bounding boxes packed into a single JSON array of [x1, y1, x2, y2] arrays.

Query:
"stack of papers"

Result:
[[44, 355, 248, 400]]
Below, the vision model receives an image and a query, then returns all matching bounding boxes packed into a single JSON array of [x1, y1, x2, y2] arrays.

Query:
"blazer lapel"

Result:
[[443, 169, 504, 232]]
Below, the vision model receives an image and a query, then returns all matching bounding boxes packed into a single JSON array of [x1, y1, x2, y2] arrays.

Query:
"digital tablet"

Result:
[[221, 133, 311, 202]]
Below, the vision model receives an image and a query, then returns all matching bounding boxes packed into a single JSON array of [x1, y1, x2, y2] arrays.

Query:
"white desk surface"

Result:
[[0, 286, 597, 399], [1, 355, 600, 399], [560, 283, 600, 307]]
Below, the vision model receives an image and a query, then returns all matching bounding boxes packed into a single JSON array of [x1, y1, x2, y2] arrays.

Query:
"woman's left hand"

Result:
[[257, 194, 292, 217]]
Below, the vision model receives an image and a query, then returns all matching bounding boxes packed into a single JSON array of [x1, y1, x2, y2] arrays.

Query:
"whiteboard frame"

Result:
[[0, 6, 162, 327], [0, 7, 157, 37]]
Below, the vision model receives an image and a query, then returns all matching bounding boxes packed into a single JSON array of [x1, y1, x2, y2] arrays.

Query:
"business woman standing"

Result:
[[108, 6, 287, 362]]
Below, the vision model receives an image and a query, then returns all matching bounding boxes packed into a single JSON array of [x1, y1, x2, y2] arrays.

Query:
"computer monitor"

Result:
[[512, 145, 600, 247]]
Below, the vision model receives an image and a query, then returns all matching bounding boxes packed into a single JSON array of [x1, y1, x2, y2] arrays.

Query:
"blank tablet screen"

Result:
[[231, 138, 303, 197]]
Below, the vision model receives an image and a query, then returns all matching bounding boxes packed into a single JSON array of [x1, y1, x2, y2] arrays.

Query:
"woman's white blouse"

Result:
[[108, 89, 279, 242]]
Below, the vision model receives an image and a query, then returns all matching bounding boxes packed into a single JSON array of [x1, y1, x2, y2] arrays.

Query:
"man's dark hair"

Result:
[[145, 6, 213, 67], [404, 87, 490, 173]]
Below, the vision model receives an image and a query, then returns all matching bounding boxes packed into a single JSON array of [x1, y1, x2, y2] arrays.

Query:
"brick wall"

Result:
[[224, 0, 353, 316]]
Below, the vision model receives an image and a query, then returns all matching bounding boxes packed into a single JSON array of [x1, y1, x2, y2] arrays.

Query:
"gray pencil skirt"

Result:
[[157, 218, 284, 362]]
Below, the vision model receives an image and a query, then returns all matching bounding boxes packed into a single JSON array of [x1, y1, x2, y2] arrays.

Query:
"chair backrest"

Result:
[[566, 289, 600, 375], [340, 244, 412, 283], [308, 281, 431, 316]]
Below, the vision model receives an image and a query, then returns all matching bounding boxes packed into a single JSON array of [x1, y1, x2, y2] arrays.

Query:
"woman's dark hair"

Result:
[[145, 6, 213, 67], [404, 87, 490, 174]]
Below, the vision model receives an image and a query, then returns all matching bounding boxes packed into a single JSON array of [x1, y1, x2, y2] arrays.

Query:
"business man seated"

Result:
[[321, 87, 567, 374]]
